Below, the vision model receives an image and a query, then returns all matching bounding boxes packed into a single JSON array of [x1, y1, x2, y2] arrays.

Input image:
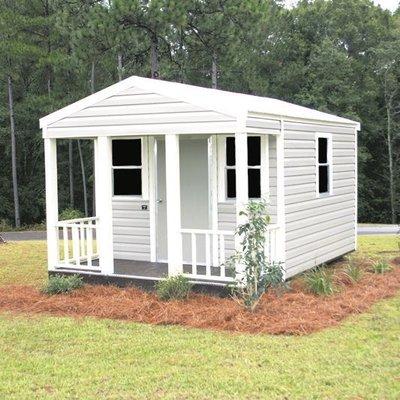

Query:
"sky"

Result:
[[284, 0, 399, 12]]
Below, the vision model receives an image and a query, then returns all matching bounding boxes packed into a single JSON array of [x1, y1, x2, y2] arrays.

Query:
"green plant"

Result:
[[59, 208, 84, 221], [304, 267, 336, 296], [225, 199, 284, 311], [371, 260, 392, 274], [341, 256, 363, 284], [155, 275, 192, 301], [42, 274, 84, 295]]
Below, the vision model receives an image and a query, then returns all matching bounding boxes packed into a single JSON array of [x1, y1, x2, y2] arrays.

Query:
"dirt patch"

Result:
[[0, 263, 399, 335]]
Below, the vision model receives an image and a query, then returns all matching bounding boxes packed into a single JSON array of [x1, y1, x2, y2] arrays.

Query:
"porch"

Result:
[[44, 130, 285, 286], [51, 216, 280, 284]]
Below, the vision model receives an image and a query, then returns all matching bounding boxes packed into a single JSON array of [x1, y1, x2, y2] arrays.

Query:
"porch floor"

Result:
[[74, 258, 234, 283]]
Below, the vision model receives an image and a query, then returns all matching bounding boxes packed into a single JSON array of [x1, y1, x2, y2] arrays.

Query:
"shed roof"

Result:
[[40, 75, 360, 129]]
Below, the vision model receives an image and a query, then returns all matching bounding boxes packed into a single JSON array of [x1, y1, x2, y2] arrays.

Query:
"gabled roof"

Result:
[[40, 75, 360, 129]]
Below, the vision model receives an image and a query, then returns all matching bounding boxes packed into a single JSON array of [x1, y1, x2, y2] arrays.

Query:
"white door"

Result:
[[155, 137, 210, 263]]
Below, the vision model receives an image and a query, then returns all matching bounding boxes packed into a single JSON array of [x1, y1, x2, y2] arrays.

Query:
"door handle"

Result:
[[156, 199, 163, 203]]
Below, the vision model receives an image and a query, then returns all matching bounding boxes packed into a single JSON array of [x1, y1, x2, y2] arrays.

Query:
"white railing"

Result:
[[56, 217, 100, 271], [265, 224, 280, 263], [181, 225, 280, 282], [180, 229, 235, 282]]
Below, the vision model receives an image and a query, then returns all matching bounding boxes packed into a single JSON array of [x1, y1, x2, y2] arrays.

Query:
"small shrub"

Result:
[[42, 274, 84, 295], [155, 275, 192, 301], [225, 199, 285, 311], [341, 256, 363, 284], [304, 267, 336, 296], [371, 260, 392, 274], [59, 208, 84, 221]]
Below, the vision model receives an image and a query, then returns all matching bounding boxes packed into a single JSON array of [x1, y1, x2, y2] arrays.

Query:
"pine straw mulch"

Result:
[[0, 260, 399, 335]]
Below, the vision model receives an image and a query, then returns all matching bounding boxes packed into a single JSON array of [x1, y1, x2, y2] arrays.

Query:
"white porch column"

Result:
[[44, 137, 59, 271], [95, 136, 114, 275], [235, 131, 248, 280], [276, 121, 287, 275], [165, 133, 183, 276]]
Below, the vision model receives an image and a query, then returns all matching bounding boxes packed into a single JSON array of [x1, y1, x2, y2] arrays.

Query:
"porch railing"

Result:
[[180, 224, 280, 282], [180, 229, 235, 282], [55, 217, 100, 271], [265, 224, 280, 263]]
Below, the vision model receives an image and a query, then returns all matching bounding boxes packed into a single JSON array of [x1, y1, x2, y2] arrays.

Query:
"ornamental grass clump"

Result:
[[225, 199, 284, 312], [42, 274, 84, 295], [155, 275, 192, 301], [371, 260, 392, 274], [341, 256, 363, 284], [304, 267, 336, 296]]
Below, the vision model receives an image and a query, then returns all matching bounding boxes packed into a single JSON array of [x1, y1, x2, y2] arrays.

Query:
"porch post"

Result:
[[165, 133, 183, 276], [276, 120, 286, 275], [235, 131, 248, 280], [95, 136, 114, 275], [44, 136, 59, 271]]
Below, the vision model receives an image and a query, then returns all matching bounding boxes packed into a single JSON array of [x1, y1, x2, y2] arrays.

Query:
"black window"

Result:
[[317, 136, 330, 195], [112, 139, 142, 196], [225, 136, 261, 199]]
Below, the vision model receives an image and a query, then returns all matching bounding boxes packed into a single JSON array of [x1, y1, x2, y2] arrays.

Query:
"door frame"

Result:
[[150, 135, 217, 264]]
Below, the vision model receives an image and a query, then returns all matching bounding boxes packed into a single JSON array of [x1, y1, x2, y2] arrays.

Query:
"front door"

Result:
[[155, 137, 210, 263]]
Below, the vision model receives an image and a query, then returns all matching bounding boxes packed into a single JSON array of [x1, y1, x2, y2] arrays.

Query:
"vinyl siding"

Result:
[[47, 87, 236, 137], [112, 198, 151, 261], [284, 123, 356, 277]]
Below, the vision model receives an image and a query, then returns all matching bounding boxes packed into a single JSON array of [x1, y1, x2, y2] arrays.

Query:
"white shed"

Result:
[[40, 76, 360, 286]]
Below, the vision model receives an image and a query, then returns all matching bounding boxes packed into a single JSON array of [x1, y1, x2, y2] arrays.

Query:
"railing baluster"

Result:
[[219, 234, 225, 277], [87, 223, 93, 269], [80, 222, 85, 258], [63, 226, 69, 264], [205, 233, 211, 276], [72, 225, 80, 267], [191, 233, 197, 276], [212, 232, 218, 267]]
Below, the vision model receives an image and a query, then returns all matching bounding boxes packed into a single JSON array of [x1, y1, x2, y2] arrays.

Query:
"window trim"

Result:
[[316, 132, 333, 198], [111, 137, 148, 199], [219, 134, 263, 201]]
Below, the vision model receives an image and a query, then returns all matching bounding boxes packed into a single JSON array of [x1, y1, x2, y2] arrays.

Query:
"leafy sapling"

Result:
[[225, 199, 284, 311]]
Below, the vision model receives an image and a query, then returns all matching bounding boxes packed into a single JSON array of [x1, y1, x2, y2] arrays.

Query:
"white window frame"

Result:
[[316, 132, 333, 197], [111, 137, 149, 200], [218, 134, 265, 202]]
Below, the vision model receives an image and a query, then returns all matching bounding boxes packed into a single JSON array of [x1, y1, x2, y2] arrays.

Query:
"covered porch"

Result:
[[44, 130, 285, 286]]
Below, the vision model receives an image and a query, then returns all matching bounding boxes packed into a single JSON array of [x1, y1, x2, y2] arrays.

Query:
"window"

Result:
[[225, 136, 261, 199], [316, 134, 332, 196], [112, 139, 142, 196]]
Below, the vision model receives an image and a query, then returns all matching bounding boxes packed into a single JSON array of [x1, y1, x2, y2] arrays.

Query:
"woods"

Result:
[[0, 0, 399, 227]]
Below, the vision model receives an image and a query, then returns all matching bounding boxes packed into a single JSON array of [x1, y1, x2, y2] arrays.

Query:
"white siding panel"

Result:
[[284, 125, 356, 277], [47, 88, 236, 138], [113, 199, 151, 261]]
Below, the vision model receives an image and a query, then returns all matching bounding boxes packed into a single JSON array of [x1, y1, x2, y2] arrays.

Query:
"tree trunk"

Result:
[[90, 60, 95, 94], [77, 140, 88, 217], [117, 53, 123, 81], [211, 53, 218, 89], [69, 140, 74, 208], [386, 104, 396, 224], [150, 34, 159, 78], [7, 75, 20, 228]]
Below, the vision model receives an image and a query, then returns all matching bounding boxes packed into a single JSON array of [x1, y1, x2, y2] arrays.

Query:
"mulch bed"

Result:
[[0, 260, 399, 335]]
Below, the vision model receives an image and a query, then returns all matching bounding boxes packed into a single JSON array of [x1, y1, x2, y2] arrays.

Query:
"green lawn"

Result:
[[0, 237, 399, 399]]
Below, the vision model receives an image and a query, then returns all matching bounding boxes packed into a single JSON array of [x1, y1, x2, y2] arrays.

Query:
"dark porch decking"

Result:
[[74, 258, 233, 284]]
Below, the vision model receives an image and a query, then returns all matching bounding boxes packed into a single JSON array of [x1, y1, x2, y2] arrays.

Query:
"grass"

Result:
[[0, 241, 47, 287], [0, 236, 399, 399]]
